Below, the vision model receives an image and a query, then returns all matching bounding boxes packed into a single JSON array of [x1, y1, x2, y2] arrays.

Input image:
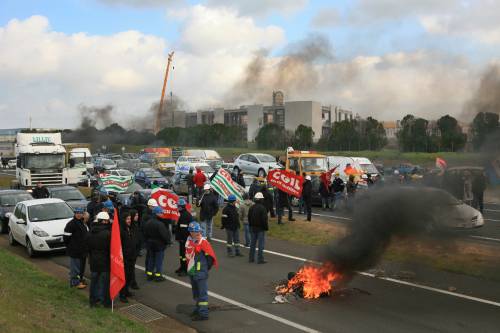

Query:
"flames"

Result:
[[277, 263, 342, 299]]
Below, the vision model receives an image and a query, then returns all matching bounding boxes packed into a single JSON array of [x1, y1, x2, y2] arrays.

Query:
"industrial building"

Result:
[[162, 91, 353, 142], [0, 128, 22, 157]]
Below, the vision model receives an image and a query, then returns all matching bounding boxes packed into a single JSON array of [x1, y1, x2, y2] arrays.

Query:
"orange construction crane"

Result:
[[154, 51, 174, 135]]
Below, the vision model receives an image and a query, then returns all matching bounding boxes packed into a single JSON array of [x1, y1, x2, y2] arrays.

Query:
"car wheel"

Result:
[[258, 168, 266, 178], [26, 238, 36, 257], [233, 166, 240, 175], [8, 229, 17, 246]]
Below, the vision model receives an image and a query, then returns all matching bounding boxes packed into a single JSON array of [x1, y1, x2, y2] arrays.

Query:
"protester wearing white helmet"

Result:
[[248, 192, 268, 264], [302, 175, 313, 222], [147, 198, 158, 207], [197, 183, 218, 241], [88, 210, 111, 308]]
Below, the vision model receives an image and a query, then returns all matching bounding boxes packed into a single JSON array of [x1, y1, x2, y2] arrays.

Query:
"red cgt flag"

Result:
[[109, 209, 125, 301]]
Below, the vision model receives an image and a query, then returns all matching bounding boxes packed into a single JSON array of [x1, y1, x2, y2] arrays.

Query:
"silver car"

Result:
[[233, 153, 281, 177]]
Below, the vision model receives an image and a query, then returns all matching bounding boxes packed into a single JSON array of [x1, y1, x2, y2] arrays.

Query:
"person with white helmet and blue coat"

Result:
[[185, 221, 218, 321], [174, 198, 192, 276], [221, 194, 242, 257]]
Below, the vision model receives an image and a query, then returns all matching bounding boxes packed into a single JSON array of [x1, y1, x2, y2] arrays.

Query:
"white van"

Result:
[[327, 156, 367, 189], [352, 157, 379, 178], [70, 148, 93, 170], [183, 150, 223, 170]]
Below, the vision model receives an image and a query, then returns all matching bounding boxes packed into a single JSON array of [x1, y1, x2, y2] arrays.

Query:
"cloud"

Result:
[[206, 0, 308, 17], [310, 7, 340, 28], [96, 0, 183, 7], [419, 1, 500, 44], [0, 10, 285, 128]]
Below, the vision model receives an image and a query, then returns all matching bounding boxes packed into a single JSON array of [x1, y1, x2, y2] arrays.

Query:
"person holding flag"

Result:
[[186, 221, 218, 321], [88, 211, 112, 308], [143, 206, 171, 282], [174, 198, 192, 276]]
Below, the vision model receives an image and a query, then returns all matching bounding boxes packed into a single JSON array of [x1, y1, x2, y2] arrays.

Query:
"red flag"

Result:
[[267, 169, 304, 197], [436, 157, 447, 171], [151, 188, 180, 220], [109, 209, 125, 301]]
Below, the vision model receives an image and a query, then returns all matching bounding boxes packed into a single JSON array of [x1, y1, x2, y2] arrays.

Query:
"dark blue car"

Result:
[[0, 190, 33, 233], [134, 168, 169, 189]]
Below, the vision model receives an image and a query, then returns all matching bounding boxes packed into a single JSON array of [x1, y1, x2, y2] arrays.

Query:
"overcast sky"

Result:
[[1, 0, 500, 129]]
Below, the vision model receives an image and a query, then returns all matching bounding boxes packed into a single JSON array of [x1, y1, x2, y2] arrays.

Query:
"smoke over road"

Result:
[[321, 186, 456, 276], [463, 64, 500, 121]]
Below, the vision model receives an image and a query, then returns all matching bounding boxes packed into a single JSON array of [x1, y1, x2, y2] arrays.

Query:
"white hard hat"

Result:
[[305, 175, 312, 181], [96, 211, 110, 220], [254, 192, 264, 199], [204, 184, 211, 190], [147, 198, 158, 207]]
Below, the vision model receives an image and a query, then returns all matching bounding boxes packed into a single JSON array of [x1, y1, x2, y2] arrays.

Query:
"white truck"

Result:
[[14, 132, 71, 188]]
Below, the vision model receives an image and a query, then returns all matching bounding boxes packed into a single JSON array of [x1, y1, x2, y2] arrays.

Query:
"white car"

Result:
[[7, 198, 74, 257], [107, 169, 134, 177], [8, 159, 17, 168], [233, 153, 281, 177]]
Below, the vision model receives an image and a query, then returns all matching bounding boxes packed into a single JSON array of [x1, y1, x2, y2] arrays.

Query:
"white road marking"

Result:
[[211, 237, 500, 308], [135, 264, 320, 333], [469, 235, 500, 243], [485, 218, 500, 222], [293, 210, 352, 221], [484, 209, 500, 213]]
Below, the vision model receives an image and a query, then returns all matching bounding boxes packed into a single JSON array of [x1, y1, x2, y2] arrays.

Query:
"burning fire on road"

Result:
[[276, 263, 342, 299]]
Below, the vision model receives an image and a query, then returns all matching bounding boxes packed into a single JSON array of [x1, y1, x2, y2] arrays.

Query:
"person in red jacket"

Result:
[[192, 168, 207, 202]]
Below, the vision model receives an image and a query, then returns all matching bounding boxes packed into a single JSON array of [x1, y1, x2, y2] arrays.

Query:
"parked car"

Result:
[[0, 190, 33, 233], [221, 162, 235, 174], [94, 158, 117, 173], [153, 156, 176, 176], [171, 172, 190, 194], [47, 186, 89, 211], [8, 198, 74, 257], [134, 168, 169, 188], [122, 153, 138, 160], [8, 159, 17, 168], [183, 149, 223, 170], [107, 169, 134, 177], [233, 153, 281, 177]]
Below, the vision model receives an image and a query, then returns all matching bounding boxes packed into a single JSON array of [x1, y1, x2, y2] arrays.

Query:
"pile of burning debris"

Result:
[[274, 263, 343, 301]]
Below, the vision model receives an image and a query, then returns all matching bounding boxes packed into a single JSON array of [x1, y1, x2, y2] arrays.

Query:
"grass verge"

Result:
[[0, 247, 149, 333]]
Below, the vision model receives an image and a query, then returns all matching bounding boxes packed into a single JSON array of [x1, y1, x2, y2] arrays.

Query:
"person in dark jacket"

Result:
[[248, 192, 269, 264], [261, 185, 275, 218], [276, 188, 295, 224], [302, 176, 313, 221], [143, 206, 170, 282], [187, 168, 195, 204], [472, 171, 487, 213], [86, 191, 102, 225], [236, 172, 246, 188], [221, 194, 242, 257], [32, 182, 49, 199], [88, 211, 112, 308], [119, 210, 139, 302], [248, 179, 260, 200], [142, 198, 158, 276], [64, 207, 89, 289], [197, 184, 219, 241], [174, 198, 191, 276], [330, 173, 345, 210]]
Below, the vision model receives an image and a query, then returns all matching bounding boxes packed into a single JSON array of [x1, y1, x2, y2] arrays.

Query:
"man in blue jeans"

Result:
[[248, 192, 269, 264], [197, 184, 219, 241], [63, 207, 89, 289], [143, 206, 170, 282]]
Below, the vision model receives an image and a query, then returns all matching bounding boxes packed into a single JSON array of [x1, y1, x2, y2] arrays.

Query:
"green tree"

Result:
[[472, 112, 499, 150], [436, 115, 466, 152], [255, 123, 292, 149], [397, 115, 433, 152], [292, 125, 314, 150]]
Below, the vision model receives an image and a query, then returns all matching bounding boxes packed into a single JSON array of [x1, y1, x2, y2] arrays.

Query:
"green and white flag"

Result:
[[210, 168, 244, 201], [98, 174, 133, 193]]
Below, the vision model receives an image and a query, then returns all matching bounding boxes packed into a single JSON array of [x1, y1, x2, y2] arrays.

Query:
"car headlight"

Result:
[[33, 227, 49, 237]]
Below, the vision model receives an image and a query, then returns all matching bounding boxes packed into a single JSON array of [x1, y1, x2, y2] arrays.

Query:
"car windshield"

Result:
[[28, 202, 74, 222], [185, 150, 205, 158], [360, 163, 378, 174], [117, 170, 132, 176], [103, 160, 114, 166], [51, 189, 85, 201], [198, 165, 215, 174], [144, 170, 163, 178], [301, 157, 328, 172], [25, 154, 65, 169], [204, 150, 221, 159], [255, 154, 275, 163], [0, 193, 32, 206]]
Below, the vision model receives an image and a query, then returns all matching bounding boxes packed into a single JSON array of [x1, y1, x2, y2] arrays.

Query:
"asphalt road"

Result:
[[305, 202, 500, 245], [2, 227, 500, 333]]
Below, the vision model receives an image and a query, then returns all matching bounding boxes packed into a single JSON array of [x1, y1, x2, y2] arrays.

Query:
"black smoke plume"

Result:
[[225, 34, 334, 106], [321, 186, 456, 275], [129, 94, 185, 130], [463, 64, 500, 121]]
